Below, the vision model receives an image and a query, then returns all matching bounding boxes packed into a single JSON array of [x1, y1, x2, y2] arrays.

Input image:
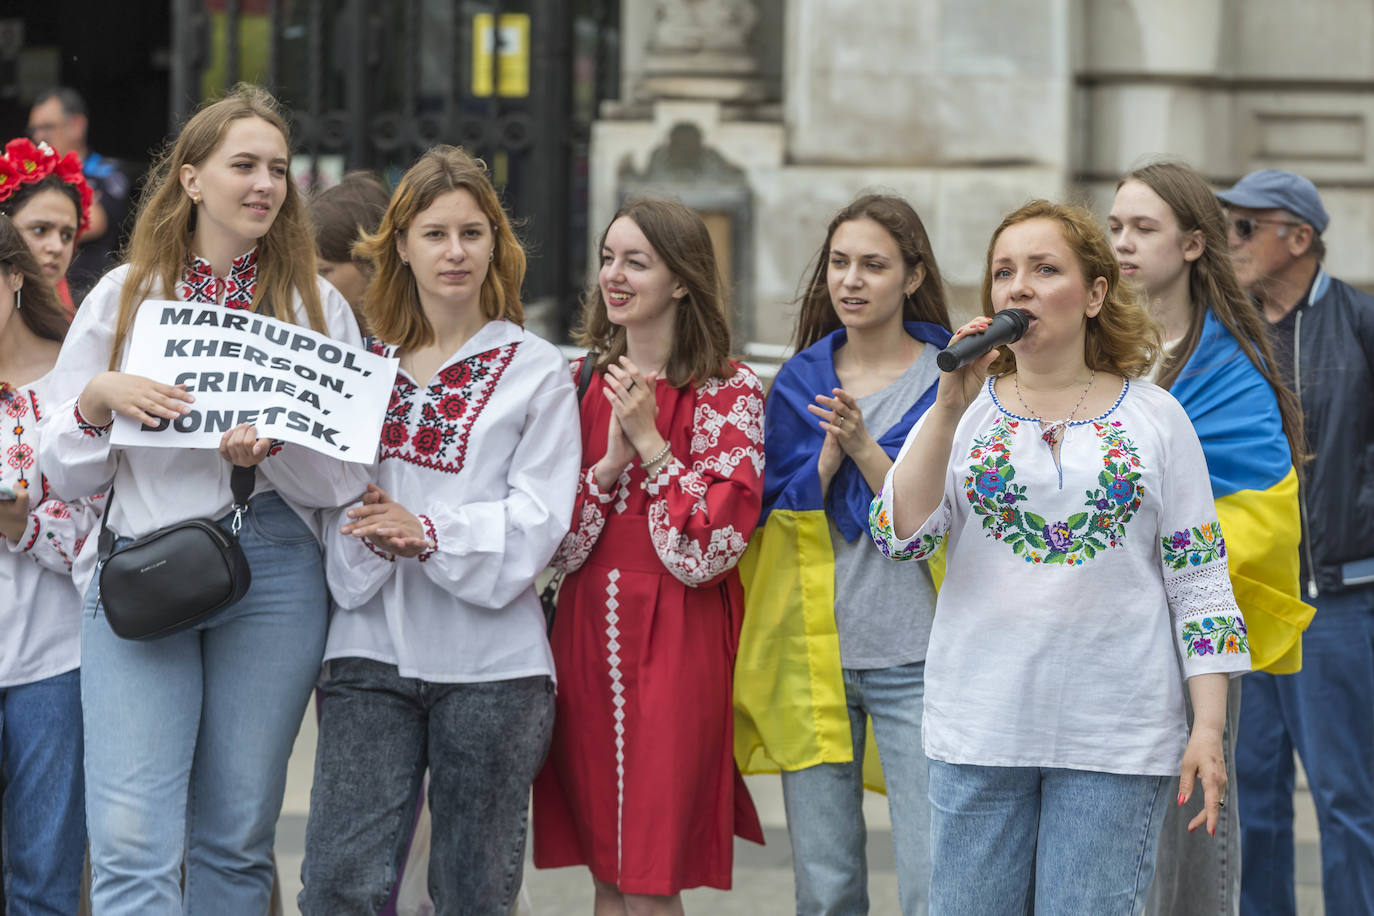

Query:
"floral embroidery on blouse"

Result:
[[868, 496, 942, 561], [1161, 520, 1227, 570], [377, 341, 520, 475], [964, 417, 1145, 566], [177, 249, 259, 309], [1181, 615, 1249, 658]]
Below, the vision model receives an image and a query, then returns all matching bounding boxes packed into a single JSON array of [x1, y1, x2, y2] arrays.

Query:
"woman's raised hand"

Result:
[[79, 371, 195, 429], [934, 317, 1000, 416], [340, 483, 430, 558], [603, 356, 662, 457], [809, 388, 873, 457]]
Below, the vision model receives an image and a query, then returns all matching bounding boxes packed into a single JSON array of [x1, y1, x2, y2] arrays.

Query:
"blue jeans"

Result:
[[81, 492, 327, 915], [1, 668, 85, 915], [781, 662, 930, 916], [1236, 584, 1374, 916], [928, 761, 1171, 916], [300, 658, 554, 916]]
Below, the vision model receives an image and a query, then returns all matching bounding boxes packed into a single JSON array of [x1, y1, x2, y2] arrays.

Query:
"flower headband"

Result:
[[0, 138, 93, 234]]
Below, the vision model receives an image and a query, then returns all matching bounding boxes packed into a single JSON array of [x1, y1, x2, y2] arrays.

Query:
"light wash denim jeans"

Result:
[[1144, 682, 1241, 916], [81, 492, 327, 916], [1, 667, 85, 915], [1237, 584, 1374, 916], [928, 761, 1171, 916], [780, 661, 930, 916], [299, 658, 554, 916]]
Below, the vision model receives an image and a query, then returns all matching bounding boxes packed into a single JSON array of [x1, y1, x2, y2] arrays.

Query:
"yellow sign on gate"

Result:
[[471, 13, 530, 98]]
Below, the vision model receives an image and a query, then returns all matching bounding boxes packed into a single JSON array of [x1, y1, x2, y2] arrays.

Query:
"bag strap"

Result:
[[576, 351, 597, 402], [98, 463, 258, 559]]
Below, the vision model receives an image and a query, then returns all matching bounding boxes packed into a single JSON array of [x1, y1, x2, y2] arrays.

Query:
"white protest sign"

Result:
[[111, 301, 398, 462]]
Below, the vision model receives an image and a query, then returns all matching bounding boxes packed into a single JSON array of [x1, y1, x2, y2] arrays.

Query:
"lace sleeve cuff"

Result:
[[1168, 560, 1251, 676]]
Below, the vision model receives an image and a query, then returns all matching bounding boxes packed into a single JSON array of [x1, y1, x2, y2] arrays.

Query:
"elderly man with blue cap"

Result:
[[1218, 168, 1374, 916]]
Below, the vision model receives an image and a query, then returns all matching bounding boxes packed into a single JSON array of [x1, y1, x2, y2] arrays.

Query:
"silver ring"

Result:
[[835, 415, 844, 427], [1218, 797, 1226, 808]]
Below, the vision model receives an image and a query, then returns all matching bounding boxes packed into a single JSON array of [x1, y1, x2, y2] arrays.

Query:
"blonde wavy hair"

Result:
[[109, 84, 324, 369], [982, 199, 1160, 378], [355, 146, 525, 349]]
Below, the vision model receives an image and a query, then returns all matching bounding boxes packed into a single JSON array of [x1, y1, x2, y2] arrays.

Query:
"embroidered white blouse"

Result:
[[39, 255, 370, 598], [0, 377, 101, 687], [870, 378, 1250, 776], [323, 320, 581, 683]]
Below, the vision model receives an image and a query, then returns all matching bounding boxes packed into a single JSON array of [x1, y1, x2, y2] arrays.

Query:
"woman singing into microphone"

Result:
[[871, 200, 1248, 916]]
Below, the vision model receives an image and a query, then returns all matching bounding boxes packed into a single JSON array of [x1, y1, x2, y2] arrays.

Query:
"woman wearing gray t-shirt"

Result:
[[735, 194, 952, 915]]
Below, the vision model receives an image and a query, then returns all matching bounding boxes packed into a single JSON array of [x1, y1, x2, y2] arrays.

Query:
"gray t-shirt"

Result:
[[832, 345, 940, 669]]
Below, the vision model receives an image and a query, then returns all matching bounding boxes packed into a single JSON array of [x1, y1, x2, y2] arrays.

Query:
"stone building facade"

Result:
[[590, 0, 1374, 345]]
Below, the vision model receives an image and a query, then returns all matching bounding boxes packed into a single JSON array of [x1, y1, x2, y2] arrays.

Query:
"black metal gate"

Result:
[[169, 0, 619, 338]]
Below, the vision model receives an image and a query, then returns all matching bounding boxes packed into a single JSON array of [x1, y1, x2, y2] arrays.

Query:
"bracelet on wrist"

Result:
[[642, 443, 672, 476]]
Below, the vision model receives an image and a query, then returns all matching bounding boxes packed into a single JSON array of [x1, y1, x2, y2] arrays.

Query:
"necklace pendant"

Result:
[[1041, 426, 1060, 447]]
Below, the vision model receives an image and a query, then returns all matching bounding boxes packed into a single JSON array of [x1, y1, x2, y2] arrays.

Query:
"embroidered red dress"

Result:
[[532, 360, 766, 894]]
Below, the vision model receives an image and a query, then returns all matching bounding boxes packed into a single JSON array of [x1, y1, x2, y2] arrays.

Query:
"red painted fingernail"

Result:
[[1178, 793, 1186, 806], [1209, 827, 1215, 836], [1188, 825, 1196, 833]]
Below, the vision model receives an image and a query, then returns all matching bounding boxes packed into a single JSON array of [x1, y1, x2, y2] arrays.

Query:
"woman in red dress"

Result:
[[533, 198, 765, 914]]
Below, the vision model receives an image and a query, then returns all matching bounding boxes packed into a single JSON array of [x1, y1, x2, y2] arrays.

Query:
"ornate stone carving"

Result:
[[651, 0, 758, 55]]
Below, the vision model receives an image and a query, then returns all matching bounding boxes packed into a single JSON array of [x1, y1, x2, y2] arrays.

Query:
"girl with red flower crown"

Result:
[[39, 85, 369, 914], [297, 146, 581, 913], [0, 137, 93, 316], [0, 204, 100, 914], [531, 198, 766, 913]]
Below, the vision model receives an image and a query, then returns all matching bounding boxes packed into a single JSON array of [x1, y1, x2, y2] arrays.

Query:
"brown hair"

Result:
[[575, 198, 734, 387], [108, 84, 325, 369], [355, 146, 525, 349], [793, 193, 952, 351], [0, 174, 82, 229], [310, 171, 389, 264], [982, 199, 1160, 378], [0, 215, 66, 343], [1122, 161, 1305, 465]]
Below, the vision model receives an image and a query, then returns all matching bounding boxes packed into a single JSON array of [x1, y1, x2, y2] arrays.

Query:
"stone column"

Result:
[[636, 0, 765, 102]]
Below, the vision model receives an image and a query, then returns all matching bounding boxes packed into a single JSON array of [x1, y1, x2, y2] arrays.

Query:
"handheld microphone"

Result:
[[936, 309, 1031, 372]]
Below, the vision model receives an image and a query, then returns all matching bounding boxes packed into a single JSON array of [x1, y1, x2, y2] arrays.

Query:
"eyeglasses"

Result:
[[1227, 216, 1303, 242]]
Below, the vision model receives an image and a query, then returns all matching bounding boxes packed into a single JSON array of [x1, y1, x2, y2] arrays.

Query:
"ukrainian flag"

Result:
[[1170, 311, 1313, 673], [734, 322, 949, 789]]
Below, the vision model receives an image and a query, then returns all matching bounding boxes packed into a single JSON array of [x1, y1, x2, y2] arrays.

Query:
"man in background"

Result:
[[28, 86, 133, 303], [1218, 168, 1374, 916]]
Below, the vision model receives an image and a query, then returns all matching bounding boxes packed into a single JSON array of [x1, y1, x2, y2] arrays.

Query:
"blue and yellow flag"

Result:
[[734, 322, 949, 788], [1170, 311, 1313, 673]]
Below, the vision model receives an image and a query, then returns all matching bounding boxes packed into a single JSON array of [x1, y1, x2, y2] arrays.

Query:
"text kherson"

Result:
[[111, 300, 398, 463]]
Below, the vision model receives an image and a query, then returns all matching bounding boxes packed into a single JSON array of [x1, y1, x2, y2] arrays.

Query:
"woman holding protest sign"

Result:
[[298, 145, 579, 913], [0, 215, 99, 913], [38, 84, 368, 914]]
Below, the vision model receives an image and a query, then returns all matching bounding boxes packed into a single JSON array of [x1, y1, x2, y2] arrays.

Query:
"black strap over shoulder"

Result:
[[576, 351, 597, 401], [98, 464, 258, 560]]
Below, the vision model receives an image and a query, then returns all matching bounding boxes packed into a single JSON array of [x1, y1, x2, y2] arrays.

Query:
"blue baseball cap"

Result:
[[1216, 169, 1329, 234]]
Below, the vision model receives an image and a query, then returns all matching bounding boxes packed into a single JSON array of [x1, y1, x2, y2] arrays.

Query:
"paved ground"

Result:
[[275, 697, 1325, 914]]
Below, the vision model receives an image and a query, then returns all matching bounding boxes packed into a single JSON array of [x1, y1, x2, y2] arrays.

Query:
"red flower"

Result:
[[438, 363, 472, 388], [5, 138, 53, 184], [437, 394, 466, 420], [0, 158, 21, 203], [380, 421, 409, 448], [411, 426, 444, 455]]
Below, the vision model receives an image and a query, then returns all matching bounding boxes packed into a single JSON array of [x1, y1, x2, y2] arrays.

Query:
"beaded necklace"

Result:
[[1013, 370, 1096, 447]]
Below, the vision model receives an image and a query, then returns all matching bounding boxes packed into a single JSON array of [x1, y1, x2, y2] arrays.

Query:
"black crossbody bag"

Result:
[[540, 353, 598, 634], [97, 464, 256, 640]]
